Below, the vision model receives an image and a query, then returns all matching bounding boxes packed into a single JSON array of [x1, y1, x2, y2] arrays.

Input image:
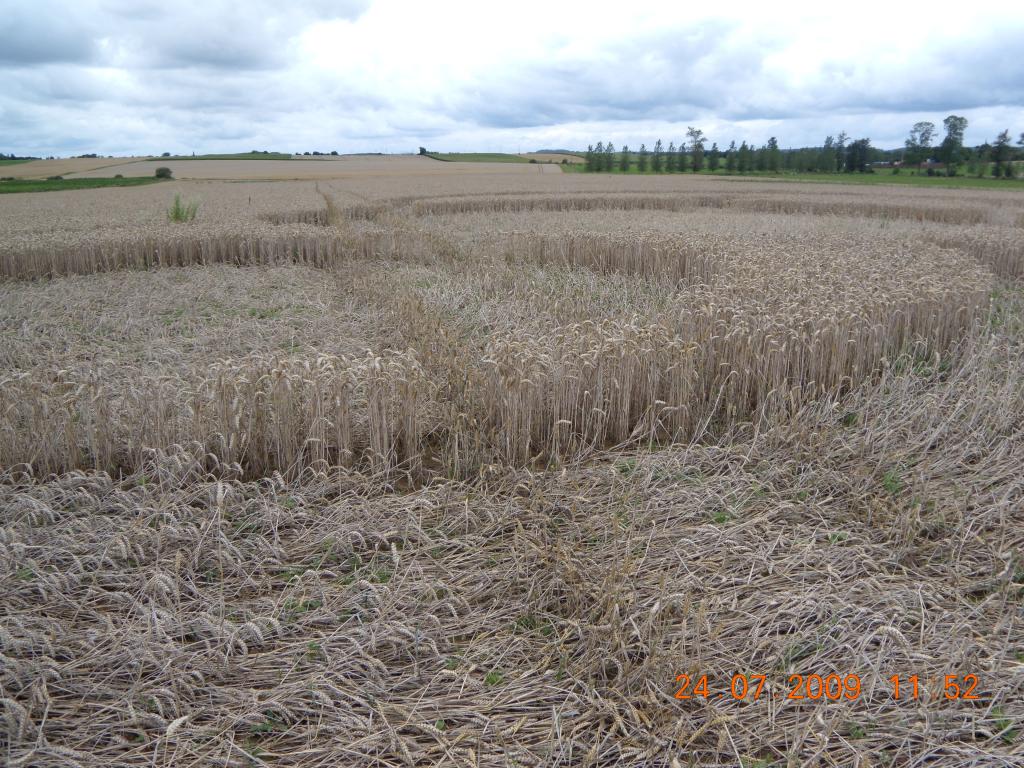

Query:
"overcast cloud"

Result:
[[2, 0, 1023, 156]]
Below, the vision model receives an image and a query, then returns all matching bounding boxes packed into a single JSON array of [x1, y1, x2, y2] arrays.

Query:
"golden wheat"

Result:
[[411, 192, 993, 225], [0, 196, 996, 478]]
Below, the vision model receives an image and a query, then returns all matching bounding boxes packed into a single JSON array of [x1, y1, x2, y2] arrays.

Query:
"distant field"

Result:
[[163, 152, 295, 160], [563, 163, 1024, 189], [67, 155, 562, 179], [1, 156, 153, 179], [520, 152, 585, 164], [744, 171, 1024, 190], [0, 158, 34, 167], [0, 177, 165, 194], [426, 152, 530, 163]]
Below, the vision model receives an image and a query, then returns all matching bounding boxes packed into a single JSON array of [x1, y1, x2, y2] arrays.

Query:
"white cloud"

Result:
[[2, 0, 1023, 156]]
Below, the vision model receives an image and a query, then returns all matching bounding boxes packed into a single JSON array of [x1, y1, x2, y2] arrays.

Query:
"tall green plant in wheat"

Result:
[[168, 194, 199, 223]]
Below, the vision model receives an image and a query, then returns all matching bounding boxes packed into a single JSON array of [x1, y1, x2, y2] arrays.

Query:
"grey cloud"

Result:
[[1, 0, 371, 71], [447, 23, 790, 128], [0, 3, 99, 64], [447, 20, 1024, 131]]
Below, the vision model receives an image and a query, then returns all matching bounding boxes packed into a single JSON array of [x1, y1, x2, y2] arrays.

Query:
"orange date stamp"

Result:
[[674, 673, 982, 702]]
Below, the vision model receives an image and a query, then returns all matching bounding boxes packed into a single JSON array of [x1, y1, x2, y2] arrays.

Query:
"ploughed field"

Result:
[[1, 166, 1022, 767]]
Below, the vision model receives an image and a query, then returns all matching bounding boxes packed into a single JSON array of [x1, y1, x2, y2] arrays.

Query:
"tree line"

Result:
[[584, 118, 1024, 178]]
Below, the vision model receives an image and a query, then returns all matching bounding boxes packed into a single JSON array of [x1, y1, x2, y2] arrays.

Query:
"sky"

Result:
[[2, 0, 1024, 157]]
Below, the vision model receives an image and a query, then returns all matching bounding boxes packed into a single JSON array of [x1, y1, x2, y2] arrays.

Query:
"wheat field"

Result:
[[1, 167, 1022, 767]]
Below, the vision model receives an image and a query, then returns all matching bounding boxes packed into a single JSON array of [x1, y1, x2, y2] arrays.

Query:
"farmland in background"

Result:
[[425, 151, 531, 163], [0, 177, 166, 194], [1, 159, 1022, 767], [162, 151, 296, 160], [520, 151, 586, 163], [561, 161, 1024, 189], [424, 152, 584, 164]]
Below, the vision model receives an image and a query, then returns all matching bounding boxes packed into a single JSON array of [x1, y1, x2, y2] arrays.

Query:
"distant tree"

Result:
[[620, 144, 631, 172], [992, 130, 1012, 177], [972, 143, 991, 178], [818, 136, 834, 173], [686, 127, 706, 172], [651, 139, 664, 172], [637, 143, 649, 172], [788, 147, 809, 172], [666, 142, 677, 172], [725, 141, 737, 172], [161, 151, 171, 157], [604, 142, 615, 172], [737, 141, 751, 173], [766, 137, 781, 172], [154, 167, 173, 179], [938, 115, 968, 176], [754, 145, 767, 171], [707, 142, 721, 171], [904, 121, 935, 166], [330, 150, 339, 156], [594, 142, 605, 171], [851, 140, 868, 173], [782, 147, 796, 171], [418, 147, 428, 155], [835, 132, 848, 172], [846, 138, 871, 172], [585, 144, 596, 172]]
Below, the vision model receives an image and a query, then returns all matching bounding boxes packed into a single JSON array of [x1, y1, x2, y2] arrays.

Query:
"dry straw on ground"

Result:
[[1, 307, 1021, 766]]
